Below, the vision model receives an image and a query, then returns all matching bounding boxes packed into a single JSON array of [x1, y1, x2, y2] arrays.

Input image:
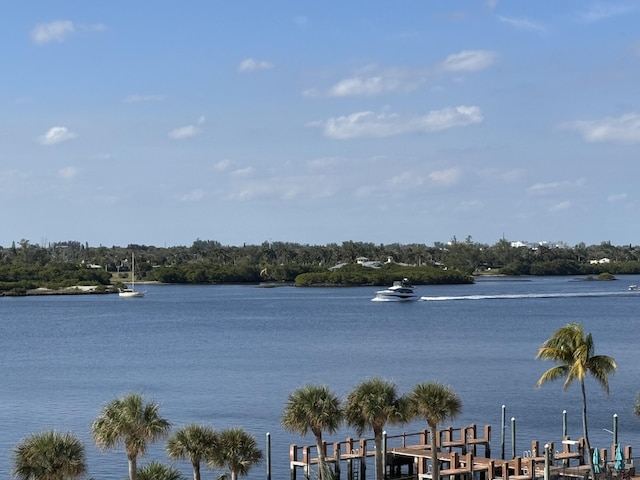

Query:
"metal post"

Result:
[[266, 433, 271, 480], [544, 443, 551, 480], [563, 410, 567, 438], [382, 431, 387, 480], [511, 417, 516, 459], [613, 414, 618, 446], [501, 405, 506, 460]]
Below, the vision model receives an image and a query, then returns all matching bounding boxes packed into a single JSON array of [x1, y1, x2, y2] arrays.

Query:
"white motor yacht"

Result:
[[371, 278, 418, 302]]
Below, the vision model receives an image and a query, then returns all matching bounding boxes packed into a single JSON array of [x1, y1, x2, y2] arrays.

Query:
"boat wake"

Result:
[[420, 291, 639, 301]]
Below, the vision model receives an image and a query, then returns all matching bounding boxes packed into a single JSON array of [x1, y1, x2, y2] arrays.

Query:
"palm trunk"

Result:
[[430, 424, 439, 480], [581, 381, 596, 480], [316, 436, 326, 480], [192, 461, 201, 480], [128, 455, 137, 480], [374, 430, 384, 480]]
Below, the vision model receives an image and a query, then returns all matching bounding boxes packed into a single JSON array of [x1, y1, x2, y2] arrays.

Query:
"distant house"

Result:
[[589, 258, 611, 264]]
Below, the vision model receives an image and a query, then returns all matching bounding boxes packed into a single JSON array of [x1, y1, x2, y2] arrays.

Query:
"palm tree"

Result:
[[344, 377, 409, 480], [137, 461, 187, 480], [634, 391, 640, 419], [13, 430, 87, 480], [281, 384, 342, 480], [92, 392, 171, 480], [166, 424, 218, 480], [207, 428, 263, 480], [409, 382, 462, 480], [536, 322, 616, 480]]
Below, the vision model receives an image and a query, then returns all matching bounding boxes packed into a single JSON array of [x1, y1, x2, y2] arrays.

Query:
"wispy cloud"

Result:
[[310, 106, 483, 139], [440, 50, 498, 72], [549, 200, 571, 212], [59, 166, 78, 179], [238, 58, 274, 73], [607, 193, 628, 203], [178, 189, 205, 202], [576, 4, 638, 23], [429, 167, 462, 186], [31, 20, 74, 44], [124, 94, 165, 103], [38, 126, 77, 145], [561, 113, 640, 143], [498, 15, 546, 33], [527, 179, 585, 195], [168, 116, 205, 140], [310, 50, 496, 98], [327, 68, 419, 97], [31, 20, 105, 45]]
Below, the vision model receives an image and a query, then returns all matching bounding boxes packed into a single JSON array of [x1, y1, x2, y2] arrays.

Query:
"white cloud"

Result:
[[231, 167, 254, 177], [38, 126, 77, 145], [327, 69, 418, 97], [576, 4, 638, 23], [31, 20, 74, 44], [178, 189, 205, 202], [389, 171, 424, 189], [527, 178, 585, 195], [562, 113, 640, 143], [440, 50, 498, 72], [549, 200, 571, 212], [30, 20, 105, 45], [238, 58, 274, 73], [607, 193, 627, 203], [124, 94, 165, 103], [168, 116, 205, 139], [313, 106, 483, 139], [498, 15, 546, 33], [58, 166, 78, 179], [429, 167, 462, 186], [214, 159, 231, 171]]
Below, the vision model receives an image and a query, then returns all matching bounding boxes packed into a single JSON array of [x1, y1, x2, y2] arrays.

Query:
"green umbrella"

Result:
[[593, 448, 601, 474], [614, 444, 625, 471]]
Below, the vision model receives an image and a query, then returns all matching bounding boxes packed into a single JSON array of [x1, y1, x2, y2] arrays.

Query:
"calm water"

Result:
[[1, 276, 639, 480]]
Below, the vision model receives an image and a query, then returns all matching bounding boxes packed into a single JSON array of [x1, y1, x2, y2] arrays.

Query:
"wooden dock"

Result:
[[288, 425, 635, 480]]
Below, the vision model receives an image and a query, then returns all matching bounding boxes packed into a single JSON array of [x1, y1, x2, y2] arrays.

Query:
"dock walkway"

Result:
[[288, 425, 635, 480]]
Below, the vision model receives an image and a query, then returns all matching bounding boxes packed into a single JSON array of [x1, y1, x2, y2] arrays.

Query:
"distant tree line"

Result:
[[0, 237, 639, 293]]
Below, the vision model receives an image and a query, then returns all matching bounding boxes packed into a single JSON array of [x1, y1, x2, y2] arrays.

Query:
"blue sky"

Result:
[[2, 1, 640, 248]]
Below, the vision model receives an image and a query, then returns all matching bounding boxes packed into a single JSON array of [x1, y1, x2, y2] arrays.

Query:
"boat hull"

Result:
[[371, 293, 418, 302], [119, 289, 144, 298]]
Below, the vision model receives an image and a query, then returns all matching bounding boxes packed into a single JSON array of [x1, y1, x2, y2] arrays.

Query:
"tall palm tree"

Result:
[[13, 430, 87, 480], [207, 428, 263, 480], [92, 392, 171, 480], [409, 382, 462, 480], [166, 424, 218, 480], [344, 377, 409, 480], [536, 322, 616, 480], [137, 461, 187, 480], [281, 384, 342, 480]]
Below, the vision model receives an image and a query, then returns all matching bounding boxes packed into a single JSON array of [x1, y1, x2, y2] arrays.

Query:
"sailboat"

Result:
[[119, 253, 145, 298]]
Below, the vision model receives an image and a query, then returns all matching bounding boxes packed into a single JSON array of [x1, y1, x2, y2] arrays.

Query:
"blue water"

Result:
[[1, 276, 639, 480]]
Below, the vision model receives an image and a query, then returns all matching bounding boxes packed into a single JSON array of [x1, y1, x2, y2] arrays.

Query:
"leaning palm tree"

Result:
[[92, 392, 171, 480], [536, 322, 616, 480], [207, 428, 262, 480], [13, 430, 87, 480], [409, 382, 462, 480], [344, 377, 409, 480], [137, 461, 187, 480], [167, 424, 218, 480], [281, 384, 342, 480]]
